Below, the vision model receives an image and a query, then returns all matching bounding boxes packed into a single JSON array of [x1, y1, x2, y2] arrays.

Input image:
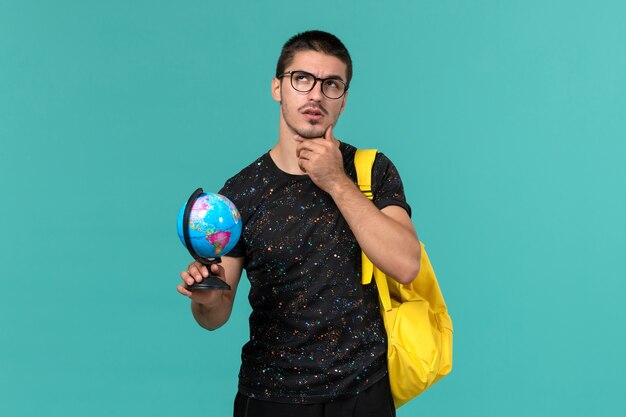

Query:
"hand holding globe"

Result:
[[177, 188, 242, 290]]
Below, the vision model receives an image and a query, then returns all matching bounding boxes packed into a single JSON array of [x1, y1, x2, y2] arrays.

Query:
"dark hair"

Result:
[[276, 30, 352, 86]]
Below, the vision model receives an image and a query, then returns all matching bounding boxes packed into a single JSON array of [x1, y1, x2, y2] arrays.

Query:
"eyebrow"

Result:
[[295, 70, 346, 82]]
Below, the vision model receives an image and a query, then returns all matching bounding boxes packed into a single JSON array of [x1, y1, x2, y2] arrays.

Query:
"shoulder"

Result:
[[340, 141, 398, 180], [221, 153, 269, 190], [373, 151, 396, 174], [341, 142, 396, 169], [218, 152, 273, 206]]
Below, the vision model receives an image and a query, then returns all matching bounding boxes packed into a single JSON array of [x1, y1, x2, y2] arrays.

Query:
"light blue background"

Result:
[[1, 1, 625, 416]]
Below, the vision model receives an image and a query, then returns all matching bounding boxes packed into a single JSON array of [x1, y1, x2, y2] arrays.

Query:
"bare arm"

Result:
[[177, 256, 245, 330], [295, 126, 421, 284], [329, 181, 420, 283]]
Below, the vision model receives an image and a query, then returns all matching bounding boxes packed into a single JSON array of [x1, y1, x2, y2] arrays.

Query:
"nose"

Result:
[[307, 80, 324, 101]]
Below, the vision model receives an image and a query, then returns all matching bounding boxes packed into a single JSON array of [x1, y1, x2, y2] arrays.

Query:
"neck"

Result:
[[270, 120, 305, 175]]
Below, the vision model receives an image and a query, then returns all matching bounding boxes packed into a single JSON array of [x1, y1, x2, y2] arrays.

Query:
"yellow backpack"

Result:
[[355, 149, 454, 408]]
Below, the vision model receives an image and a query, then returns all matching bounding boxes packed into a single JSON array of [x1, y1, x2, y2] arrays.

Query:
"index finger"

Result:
[[324, 124, 334, 141]]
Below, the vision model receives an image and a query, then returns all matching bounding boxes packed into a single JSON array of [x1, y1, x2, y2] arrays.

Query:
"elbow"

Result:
[[395, 246, 421, 285], [395, 263, 420, 285]]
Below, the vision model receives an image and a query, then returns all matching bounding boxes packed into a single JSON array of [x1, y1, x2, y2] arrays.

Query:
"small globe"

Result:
[[177, 192, 242, 259]]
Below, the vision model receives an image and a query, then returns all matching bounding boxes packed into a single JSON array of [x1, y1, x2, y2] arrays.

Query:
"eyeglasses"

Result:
[[278, 70, 348, 99]]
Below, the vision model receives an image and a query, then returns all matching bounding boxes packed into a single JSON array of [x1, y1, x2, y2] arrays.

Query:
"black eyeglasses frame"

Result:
[[277, 70, 349, 99]]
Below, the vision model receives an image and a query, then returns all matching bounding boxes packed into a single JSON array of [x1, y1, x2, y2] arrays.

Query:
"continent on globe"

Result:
[[177, 192, 242, 259], [208, 231, 231, 256]]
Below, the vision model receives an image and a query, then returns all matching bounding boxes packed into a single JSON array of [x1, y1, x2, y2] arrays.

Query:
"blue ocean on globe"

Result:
[[177, 192, 242, 259]]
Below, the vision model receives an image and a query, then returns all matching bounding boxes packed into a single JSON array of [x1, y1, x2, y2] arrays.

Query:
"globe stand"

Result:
[[182, 188, 231, 291]]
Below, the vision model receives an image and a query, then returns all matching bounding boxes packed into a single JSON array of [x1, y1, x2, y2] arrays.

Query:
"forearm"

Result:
[[329, 176, 421, 283]]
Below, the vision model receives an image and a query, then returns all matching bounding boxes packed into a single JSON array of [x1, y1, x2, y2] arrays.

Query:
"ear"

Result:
[[271, 77, 282, 103]]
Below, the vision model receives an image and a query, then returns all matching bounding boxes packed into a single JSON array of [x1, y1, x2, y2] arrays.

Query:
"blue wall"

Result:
[[1, 1, 625, 416]]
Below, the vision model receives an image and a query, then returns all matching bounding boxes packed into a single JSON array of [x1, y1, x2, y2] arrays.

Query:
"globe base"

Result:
[[185, 271, 231, 291]]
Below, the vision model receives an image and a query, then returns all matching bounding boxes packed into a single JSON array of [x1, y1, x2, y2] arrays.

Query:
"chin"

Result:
[[297, 125, 326, 139]]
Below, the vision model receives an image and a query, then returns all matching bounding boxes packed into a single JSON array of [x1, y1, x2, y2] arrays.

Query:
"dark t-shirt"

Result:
[[219, 141, 411, 404]]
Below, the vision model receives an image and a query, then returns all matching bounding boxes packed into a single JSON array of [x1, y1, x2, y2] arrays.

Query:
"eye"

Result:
[[294, 72, 313, 82], [324, 79, 340, 89]]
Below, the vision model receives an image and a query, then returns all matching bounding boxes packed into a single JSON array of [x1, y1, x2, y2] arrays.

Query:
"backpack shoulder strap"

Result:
[[354, 149, 377, 201], [354, 149, 380, 287]]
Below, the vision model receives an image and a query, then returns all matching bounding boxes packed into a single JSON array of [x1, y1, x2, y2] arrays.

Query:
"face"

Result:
[[272, 50, 349, 139]]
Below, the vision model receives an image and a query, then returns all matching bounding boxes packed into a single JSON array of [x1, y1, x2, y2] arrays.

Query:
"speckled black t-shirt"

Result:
[[219, 141, 411, 404]]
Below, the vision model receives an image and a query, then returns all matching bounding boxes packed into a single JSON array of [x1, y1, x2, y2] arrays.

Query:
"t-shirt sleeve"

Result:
[[371, 152, 412, 217], [218, 178, 246, 258]]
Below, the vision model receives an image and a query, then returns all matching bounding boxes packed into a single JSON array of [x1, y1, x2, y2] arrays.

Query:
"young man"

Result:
[[177, 30, 421, 417]]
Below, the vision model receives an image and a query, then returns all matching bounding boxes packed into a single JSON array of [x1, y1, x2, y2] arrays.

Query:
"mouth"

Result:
[[301, 106, 325, 122]]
